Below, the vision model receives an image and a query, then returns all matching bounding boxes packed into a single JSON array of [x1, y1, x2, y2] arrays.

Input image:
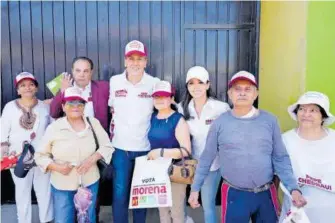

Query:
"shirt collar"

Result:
[[59, 116, 90, 132], [121, 70, 148, 86], [240, 106, 258, 118], [188, 98, 215, 111], [74, 81, 91, 92]]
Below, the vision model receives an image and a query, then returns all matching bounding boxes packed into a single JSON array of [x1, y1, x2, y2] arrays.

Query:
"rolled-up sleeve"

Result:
[[34, 125, 54, 173], [92, 118, 114, 163]]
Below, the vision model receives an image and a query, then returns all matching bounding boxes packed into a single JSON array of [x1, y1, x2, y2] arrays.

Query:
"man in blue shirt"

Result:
[[188, 71, 307, 223]]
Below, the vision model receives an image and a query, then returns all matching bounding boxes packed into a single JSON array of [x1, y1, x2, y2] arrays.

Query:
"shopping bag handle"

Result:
[[176, 147, 192, 167]]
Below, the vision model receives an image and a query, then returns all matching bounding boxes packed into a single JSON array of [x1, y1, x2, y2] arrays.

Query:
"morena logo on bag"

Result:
[[132, 185, 167, 196], [142, 177, 155, 184]]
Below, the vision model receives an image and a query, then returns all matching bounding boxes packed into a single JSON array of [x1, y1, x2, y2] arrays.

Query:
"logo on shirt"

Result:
[[138, 92, 151, 98], [115, 89, 128, 97], [205, 119, 214, 125], [298, 174, 332, 191]]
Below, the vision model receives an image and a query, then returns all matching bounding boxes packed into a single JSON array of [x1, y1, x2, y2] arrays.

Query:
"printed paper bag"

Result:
[[129, 156, 172, 209], [46, 73, 63, 96], [280, 183, 311, 223]]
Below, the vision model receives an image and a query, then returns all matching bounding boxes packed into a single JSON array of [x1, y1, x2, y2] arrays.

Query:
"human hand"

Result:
[[60, 72, 73, 92], [291, 190, 307, 207], [188, 191, 200, 209], [55, 162, 74, 175], [147, 149, 160, 160], [76, 153, 101, 175]]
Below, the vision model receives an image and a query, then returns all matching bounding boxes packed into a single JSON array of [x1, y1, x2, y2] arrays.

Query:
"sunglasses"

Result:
[[65, 100, 86, 107]]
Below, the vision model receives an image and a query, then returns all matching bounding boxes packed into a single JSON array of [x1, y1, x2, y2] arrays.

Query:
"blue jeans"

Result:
[[201, 170, 221, 223], [51, 181, 99, 223], [112, 148, 148, 223], [185, 170, 221, 223], [221, 182, 279, 223]]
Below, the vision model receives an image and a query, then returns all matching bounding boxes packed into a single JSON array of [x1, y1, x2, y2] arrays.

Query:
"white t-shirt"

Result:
[[1, 100, 52, 153], [177, 98, 230, 171], [74, 82, 94, 118], [108, 71, 160, 151], [280, 129, 335, 223]]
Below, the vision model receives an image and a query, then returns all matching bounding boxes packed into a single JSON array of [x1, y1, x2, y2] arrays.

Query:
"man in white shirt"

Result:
[[108, 40, 159, 223]]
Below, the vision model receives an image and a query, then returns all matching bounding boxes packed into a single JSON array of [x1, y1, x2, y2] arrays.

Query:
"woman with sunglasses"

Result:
[[147, 80, 191, 223], [1, 72, 54, 223], [178, 66, 230, 223], [34, 87, 114, 223]]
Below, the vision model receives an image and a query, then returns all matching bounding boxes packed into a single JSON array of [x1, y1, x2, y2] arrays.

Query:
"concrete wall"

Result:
[[306, 1, 335, 129], [259, 1, 335, 130]]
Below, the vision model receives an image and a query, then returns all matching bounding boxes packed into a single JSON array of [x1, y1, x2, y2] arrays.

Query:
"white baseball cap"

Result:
[[288, 91, 335, 126], [63, 87, 87, 103], [186, 66, 209, 84], [15, 72, 38, 87], [228, 71, 257, 88], [152, 80, 175, 97], [125, 40, 147, 57]]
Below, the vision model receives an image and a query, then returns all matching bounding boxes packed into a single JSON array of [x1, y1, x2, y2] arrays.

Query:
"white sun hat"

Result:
[[288, 91, 335, 126]]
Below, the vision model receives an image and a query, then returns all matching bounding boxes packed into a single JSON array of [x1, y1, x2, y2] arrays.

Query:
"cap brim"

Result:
[[15, 78, 38, 87], [228, 77, 257, 88], [186, 75, 208, 84], [125, 50, 147, 57], [63, 96, 87, 103], [288, 103, 299, 122], [152, 91, 172, 97], [288, 102, 335, 126]]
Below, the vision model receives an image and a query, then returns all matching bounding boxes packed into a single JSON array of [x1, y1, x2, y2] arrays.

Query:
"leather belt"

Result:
[[223, 179, 272, 193]]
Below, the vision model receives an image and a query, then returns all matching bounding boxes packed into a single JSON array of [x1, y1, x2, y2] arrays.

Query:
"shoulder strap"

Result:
[[86, 117, 99, 151]]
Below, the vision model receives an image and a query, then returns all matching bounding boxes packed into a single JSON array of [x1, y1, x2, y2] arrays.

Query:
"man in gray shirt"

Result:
[[188, 71, 307, 223]]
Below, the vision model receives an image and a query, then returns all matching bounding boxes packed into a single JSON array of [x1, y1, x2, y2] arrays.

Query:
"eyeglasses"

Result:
[[65, 100, 85, 108]]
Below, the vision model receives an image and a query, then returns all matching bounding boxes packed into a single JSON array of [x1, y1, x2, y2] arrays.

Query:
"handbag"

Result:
[[86, 117, 113, 180], [14, 141, 36, 178], [167, 147, 198, 184]]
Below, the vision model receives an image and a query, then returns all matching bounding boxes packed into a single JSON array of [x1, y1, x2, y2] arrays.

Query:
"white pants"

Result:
[[10, 167, 53, 223]]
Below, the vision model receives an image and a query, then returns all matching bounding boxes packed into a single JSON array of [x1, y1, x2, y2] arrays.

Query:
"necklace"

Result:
[[15, 99, 38, 130]]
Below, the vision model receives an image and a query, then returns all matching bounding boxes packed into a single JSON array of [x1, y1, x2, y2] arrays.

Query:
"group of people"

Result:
[[1, 39, 334, 223]]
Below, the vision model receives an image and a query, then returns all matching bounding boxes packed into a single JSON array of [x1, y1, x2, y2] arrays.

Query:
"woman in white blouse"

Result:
[[1, 72, 54, 223], [280, 91, 335, 223], [178, 66, 230, 223]]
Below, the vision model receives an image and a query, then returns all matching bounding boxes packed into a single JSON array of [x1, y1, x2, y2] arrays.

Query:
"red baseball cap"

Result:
[[152, 81, 175, 97], [228, 71, 257, 88], [15, 72, 38, 88], [63, 87, 87, 103], [125, 40, 147, 57]]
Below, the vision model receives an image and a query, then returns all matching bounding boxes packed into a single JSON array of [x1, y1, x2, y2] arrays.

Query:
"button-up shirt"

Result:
[[177, 98, 230, 171], [108, 71, 160, 151], [35, 117, 114, 190], [74, 82, 94, 118]]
